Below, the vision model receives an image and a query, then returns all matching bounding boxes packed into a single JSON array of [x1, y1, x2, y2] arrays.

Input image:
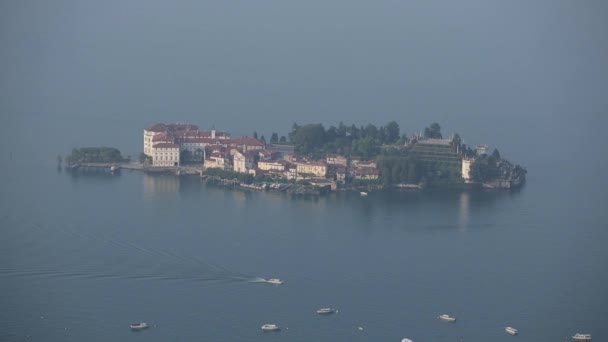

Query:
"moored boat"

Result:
[[266, 278, 284, 285], [572, 333, 592, 341], [505, 326, 518, 335], [130, 322, 148, 330], [261, 324, 280, 331], [438, 314, 456, 322], [402, 338, 414, 342], [316, 308, 336, 314], [360, 192, 368, 196]]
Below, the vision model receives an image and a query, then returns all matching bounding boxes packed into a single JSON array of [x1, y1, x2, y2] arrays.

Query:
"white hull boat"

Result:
[[261, 324, 280, 332], [438, 314, 456, 322], [266, 278, 284, 285], [130, 323, 148, 330], [316, 308, 336, 314], [505, 326, 518, 335], [360, 192, 368, 196], [402, 338, 414, 342], [573, 333, 592, 341]]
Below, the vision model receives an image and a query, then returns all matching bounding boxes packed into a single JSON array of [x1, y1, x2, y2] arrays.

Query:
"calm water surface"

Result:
[[1, 128, 607, 341]]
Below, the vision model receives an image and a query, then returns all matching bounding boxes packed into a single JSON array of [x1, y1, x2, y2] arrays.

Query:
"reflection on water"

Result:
[[143, 173, 180, 199], [458, 191, 470, 230]]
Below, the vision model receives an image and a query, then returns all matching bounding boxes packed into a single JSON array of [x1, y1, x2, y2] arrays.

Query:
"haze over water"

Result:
[[1, 1, 607, 341]]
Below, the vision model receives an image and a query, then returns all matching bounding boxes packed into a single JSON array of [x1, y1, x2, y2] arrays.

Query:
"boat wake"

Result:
[[2, 214, 259, 286]]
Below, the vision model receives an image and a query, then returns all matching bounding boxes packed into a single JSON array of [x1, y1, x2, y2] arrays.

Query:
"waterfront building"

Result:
[[357, 160, 377, 169], [462, 157, 474, 182], [233, 150, 256, 173], [258, 159, 288, 172], [228, 137, 265, 152], [326, 153, 348, 166], [296, 161, 327, 179], [152, 143, 180, 167], [143, 123, 199, 157], [354, 167, 380, 180], [204, 150, 231, 170]]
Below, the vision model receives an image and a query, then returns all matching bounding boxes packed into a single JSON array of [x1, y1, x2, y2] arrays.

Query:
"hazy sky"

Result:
[[1, 1, 607, 155]]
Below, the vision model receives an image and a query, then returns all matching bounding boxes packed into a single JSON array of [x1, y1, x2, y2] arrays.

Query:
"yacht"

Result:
[[401, 338, 414, 342], [572, 333, 592, 341], [360, 192, 368, 196], [505, 326, 518, 335], [261, 324, 280, 331], [316, 308, 336, 314], [438, 314, 456, 322], [266, 278, 284, 285], [130, 323, 148, 330]]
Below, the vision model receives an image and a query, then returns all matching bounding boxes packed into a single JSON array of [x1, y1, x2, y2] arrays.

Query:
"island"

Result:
[[66, 121, 526, 193]]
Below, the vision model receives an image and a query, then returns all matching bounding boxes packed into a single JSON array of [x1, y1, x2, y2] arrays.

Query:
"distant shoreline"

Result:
[[64, 162, 524, 194]]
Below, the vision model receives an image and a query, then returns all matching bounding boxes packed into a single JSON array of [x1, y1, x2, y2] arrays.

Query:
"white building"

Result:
[[462, 157, 474, 182], [233, 150, 256, 173], [152, 143, 180, 167]]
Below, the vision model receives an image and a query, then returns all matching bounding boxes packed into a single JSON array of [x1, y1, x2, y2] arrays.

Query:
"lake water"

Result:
[[1, 115, 607, 342], [2, 1, 608, 340]]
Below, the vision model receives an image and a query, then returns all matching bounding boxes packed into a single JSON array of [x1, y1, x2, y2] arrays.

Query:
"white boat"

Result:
[[130, 322, 148, 330], [360, 192, 368, 196], [402, 338, 414, 342], [316, 308, 336, 314], [505, 326, 518, 335], [572, 333, 592, 341], [266, 278, 284, 285], [261, 324, 280, 331], [438, 314, 456, 322]]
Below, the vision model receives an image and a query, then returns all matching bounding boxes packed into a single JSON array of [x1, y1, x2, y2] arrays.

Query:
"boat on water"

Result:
[[572, 333, 592, 341], [130, 323, 148, 330], [261, 324, 280, 331], [505, 326, 518, 335], [360, 192, 368, 196], [266, 278, 284, 285], [402, 338, 414, 342], [438, 314, 456, 322], [316, 308, 336, 314]]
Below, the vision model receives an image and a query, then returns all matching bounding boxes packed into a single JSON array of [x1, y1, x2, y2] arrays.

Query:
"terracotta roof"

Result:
[[297, 161, 327, 167], [152, 133, 174, 142], [229, 137, 265, 146], [153, 143, 179, 149]]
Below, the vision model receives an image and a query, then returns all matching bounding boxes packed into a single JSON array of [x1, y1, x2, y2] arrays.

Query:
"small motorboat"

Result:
[[402, 338, 414, 342], [261, 324, 280, 331], [266, 278, 284, 285], [360, 192, 368, 196], [316, 308, 336, 314], [572, 333, 592, 341], [130, 322, 148, 330], [438, 314, 456, 322], [505, 326, 518, 335]]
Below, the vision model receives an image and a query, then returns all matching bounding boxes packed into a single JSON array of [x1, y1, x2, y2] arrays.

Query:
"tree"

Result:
[[253, 131, 258, 139], [260, 135, 267, 144], [291, 123, 326, 154], [279, 136, 287, 143], [270, 133, 279, 143], [385, 121, 400, 144], [491, 148, 501, 160], [424, 122, 442, 139]]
